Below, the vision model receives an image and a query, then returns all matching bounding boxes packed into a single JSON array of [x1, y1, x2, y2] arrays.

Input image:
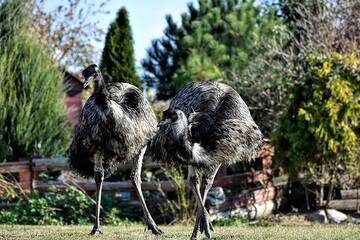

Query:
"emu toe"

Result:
[[89, 227, 103, 235], [199, 211, 214, 239], [144, 221, 163, 235], [191, 227, 200, 240]]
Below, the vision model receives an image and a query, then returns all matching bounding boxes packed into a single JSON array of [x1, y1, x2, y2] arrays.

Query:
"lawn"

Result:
[[0, 224, 359, 240]]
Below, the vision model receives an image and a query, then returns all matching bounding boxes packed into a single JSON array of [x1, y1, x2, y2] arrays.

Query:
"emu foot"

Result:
[[191, 210, 215, 240], [191, 229, 200, 240], [89, 226, 103, 235], [144, 220, 163, 235], [191, 214, 201, 240], [199, 211, 214, 239]]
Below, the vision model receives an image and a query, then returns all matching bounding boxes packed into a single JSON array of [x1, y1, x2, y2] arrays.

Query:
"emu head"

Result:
[[82, 64, 104, 89], [160, 108, 188, 140]]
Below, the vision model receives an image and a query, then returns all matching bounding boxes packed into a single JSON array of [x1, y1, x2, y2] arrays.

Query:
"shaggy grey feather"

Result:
[[150, 81, 263, 239], [68, 64, 162, 235], [69, 81, 157, 177], [151, 81, 263, 167]]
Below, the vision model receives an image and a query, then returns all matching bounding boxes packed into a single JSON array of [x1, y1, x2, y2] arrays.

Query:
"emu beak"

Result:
[[83, 80, 89, 88], [157, 119, 171, 127], [83, 76, 92, 89]]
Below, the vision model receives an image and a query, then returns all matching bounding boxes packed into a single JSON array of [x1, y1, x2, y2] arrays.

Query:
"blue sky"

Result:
[[102, 0, 196, 66], [46, 0, 196, 68]]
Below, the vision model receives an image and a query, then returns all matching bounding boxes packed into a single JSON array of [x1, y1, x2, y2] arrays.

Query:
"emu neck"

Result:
[[93, 74, 108, 102], [172, 118, 192, 156], [94, 76, 105, 95], [172, 118, 188, 139]]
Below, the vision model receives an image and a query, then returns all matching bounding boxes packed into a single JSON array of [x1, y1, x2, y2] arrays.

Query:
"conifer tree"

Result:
[[100, 7, 141, 88], [0, 0, 70, 161], [142, 0, 279, 99]]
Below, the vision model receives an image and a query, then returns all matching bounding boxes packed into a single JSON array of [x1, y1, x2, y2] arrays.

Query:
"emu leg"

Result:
[[191, 164, 221, 239], [131, 146, 163, 235], [189, 167, 213, 239], [90, 170, 104, 235]]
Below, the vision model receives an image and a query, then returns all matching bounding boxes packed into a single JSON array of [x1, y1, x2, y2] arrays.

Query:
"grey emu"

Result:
[[68, 64, 162, 235], [150, 81, 263, 239]]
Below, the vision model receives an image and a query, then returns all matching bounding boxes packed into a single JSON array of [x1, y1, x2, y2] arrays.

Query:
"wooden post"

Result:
[[131, 190, 139, 201], [0, 160, 32, 193], [19, 169, 31, 193], [258, 142, 275, 187], [215, 165, 227, 179]]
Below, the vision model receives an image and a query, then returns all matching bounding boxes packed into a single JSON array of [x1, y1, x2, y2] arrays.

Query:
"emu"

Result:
[[68, 64, 162, 235], [151, 81, 263, 239]]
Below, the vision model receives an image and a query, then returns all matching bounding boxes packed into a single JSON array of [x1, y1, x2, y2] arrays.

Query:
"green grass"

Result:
[[0, 224, 359, 240]]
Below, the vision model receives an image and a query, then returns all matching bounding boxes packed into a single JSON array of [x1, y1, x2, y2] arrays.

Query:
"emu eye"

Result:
[[162, 109, 171, 119], [163, 109, 178, 122], [82, 64, 97, 79], [170, 112, 178, 122]]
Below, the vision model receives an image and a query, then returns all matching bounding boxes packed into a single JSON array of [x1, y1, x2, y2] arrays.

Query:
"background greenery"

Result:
[[0, 0, 359, 227], [142, 0, 282, 136], [274, 53, 360, 177], [0, 187, 191, 225], [100, 7, 141, 88], [0, 187, 93, 225], [142, 0, 279, 99], [0, 0, 70, 162], [271, 0, 360, 206]]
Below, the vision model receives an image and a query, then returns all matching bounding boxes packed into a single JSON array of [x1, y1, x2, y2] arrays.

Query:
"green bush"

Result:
[[144, 167, 196, 224], [103, 167, 196, 225], [0, 187, 147, 225], [17, 198, 60, 225], [0, 211, 18, 224], [0, 187, 93, 225], [273, 52, 360, 203], [102, 193, 143, 222], [212, 216, 249, 226], [53, 187, 93, 224], [0, 0, 70, 162], [103, 208, 138, 226]]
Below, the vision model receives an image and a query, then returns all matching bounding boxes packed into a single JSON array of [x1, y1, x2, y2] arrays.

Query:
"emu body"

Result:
[[69, 64, 162, 235], [151, 81, 263, 239]]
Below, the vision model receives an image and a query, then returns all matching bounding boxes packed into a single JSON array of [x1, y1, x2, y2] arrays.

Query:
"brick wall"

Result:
[[64, 93, 82, 125]]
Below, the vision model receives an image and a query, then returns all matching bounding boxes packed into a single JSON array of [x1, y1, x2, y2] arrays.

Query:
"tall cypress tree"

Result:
[[100, 7, 141, 88]]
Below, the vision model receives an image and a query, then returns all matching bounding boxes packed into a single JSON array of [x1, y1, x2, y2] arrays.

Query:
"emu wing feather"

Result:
[[151, 81, 263, 167]]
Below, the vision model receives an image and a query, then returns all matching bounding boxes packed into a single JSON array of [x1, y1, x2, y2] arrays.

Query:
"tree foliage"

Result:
[[0, 0, 70, 162], [272, 0, 360, 81], [142, 0, 280, 100], [142, 0, 281, 136], [273, 53, 360, 178], [271, 0, 360, 195], [100, 7, 141, 87], [30, 0, 109, 70]]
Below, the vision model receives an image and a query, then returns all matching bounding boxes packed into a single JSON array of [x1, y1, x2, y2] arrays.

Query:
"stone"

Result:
[[326, 209, 347, 223], [307, 210, 328, 223]]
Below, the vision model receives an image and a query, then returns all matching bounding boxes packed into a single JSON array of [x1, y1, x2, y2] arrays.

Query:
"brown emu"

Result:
[[68, 64, 162, 235], [150, 81, 263, 239]]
